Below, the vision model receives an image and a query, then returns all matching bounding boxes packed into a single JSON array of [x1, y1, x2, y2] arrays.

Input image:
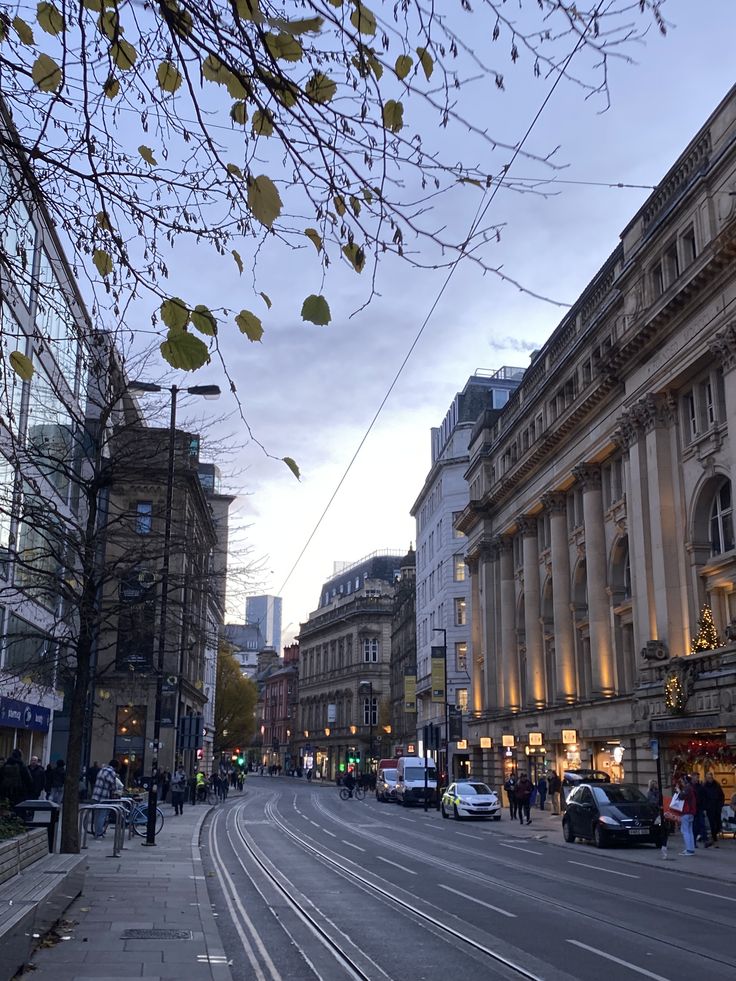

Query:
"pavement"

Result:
[[21, 797, 237, 981]]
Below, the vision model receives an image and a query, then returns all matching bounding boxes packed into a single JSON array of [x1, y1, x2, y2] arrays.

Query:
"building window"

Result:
[[456, 688, 469, 712], [452, 512, 465, 538], [651, 261, 664, 299], [681, 225, 696, 266], [455, 642, 467, 672], [362, 696, 378, 726], [453, 554, 466, 582], [362, 637, 379, 662], [710, 482, 734, 557], [454, 597, 466, 626], [135, 501, 153, 534]]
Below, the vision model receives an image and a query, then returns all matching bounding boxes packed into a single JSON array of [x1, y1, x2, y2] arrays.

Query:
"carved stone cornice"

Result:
[[613, 411, 640, 449], [572, 463, 601, 491], [516, 515, 538, 538], [710, 322, 736, 372], [492, 534, 514, 555], [629, 392, 676, 433], [541, 491, 566, 515]]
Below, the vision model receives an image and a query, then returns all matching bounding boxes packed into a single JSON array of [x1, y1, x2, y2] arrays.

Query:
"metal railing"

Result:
[[78, 800, 128, 857]]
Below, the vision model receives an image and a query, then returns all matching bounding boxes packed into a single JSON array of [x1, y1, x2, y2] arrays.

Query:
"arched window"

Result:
[[710, 481, 734, 556]]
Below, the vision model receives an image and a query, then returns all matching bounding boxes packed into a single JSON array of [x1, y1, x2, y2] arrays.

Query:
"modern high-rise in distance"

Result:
[[245, 594, 283, 652]]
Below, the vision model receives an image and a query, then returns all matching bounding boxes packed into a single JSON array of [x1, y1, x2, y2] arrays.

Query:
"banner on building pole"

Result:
[[431, 647, 445, 703]]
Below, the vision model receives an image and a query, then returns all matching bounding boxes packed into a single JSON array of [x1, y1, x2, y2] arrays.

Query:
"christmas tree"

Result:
[[689, 604, 723, 653]]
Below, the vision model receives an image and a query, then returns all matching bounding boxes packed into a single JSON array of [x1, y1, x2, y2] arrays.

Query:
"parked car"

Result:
[[441, 781, 502, 821], [562, 782, 662, 848], [376, 768, 398, 802]]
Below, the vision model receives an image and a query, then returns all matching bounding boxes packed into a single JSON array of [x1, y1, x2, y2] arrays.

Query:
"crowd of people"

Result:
[[502, 769, 563, 824]]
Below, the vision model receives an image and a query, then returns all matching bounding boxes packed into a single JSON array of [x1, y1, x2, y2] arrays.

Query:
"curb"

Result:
[[190, 807, 234, 981]]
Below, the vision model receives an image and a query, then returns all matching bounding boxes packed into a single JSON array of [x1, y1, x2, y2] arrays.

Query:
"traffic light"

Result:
[[237, 755, 244, 766]]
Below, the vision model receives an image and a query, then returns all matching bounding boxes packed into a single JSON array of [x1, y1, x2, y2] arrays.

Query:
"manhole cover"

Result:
[[121, 929, 192, 940]]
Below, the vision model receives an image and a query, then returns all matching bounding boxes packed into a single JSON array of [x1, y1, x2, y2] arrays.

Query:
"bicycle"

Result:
[[339, 786, 366, 801], [84, 797, 165, 838]]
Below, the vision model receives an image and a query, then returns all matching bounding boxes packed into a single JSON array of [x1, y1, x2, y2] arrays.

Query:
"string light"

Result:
[[690, 604, 723, 653]]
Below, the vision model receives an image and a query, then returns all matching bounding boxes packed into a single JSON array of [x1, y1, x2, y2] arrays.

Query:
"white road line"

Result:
[[310, 820, 320, 827], [376, 856, 417, 875], [566, 939, 672, 981], [322, 829, 337, 837], [498, 842, 543, 856], [568, 860, 639, 879], [439, 884, 516, 918], [687, 887, 736, 903], [342, 840, 366, 852], [456, 832, 483, 840]]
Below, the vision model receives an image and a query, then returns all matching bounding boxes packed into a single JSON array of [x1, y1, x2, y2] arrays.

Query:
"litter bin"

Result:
[[14, 799, 60, 852]]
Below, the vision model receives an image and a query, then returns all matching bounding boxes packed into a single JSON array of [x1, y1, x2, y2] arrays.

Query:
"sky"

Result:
[[103, 1, 736, 645]]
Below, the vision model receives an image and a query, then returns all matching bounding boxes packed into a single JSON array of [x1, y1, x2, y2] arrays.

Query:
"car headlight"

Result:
[[598, 815, 621, 827]]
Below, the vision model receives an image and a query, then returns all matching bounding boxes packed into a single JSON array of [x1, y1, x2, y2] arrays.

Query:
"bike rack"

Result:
[[78, 802, 127, 857]]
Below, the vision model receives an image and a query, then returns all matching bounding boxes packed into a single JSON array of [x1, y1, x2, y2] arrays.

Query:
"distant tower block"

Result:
[[246, 595, 283, 652]]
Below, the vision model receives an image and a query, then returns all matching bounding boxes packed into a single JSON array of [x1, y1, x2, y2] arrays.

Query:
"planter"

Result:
[[0, 829, 48, 886]]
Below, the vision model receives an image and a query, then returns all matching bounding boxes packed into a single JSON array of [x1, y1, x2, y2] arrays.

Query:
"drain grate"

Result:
[[121, 928, 192, 941]]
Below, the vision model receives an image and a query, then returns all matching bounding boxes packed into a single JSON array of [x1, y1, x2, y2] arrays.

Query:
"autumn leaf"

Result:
[[13, 17, 35, 45], [342, 242, 365, 273], [252, 110, 274, 137], [98, 10, 120, 40], [9, 351, 34, 381], [111, 39, 137, 70], [383, 99, 404, 133], [92, 249, 113, 277], [283, 456, 301, 480], [334, 195, 346, 216], [350, 195, 361, 217], [95, 210, 111, 230], [160, 330, 210, 371], [264, 32, 303, 62], [202, 54, 225, 83], [416, 46, 434, 80], [259, 292, 272, 309], [103, 75, 119, 99], [226, 163, 244, 179], [138, 145, 157, 167], [350, 4, 376, 35], [234, 0, 263, 22], [230, 101, 248, 125], [395, 54, 412, 80], [301, 294, 331, 325], [232, 250, 244, 274], [191, 305, 217, 336], [37, 2, 65, 36], [236, 310, 263, 342], [305, 73, 336, 103], [82, 0, 104, 10], [32, 53, 62, 91], [304, 228, 322, 252], [157, 61, 183, 94], [160, 297, 189, 330], [247, 175, 282, 228]]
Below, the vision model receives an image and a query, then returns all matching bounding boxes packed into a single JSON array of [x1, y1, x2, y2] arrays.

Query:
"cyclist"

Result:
[[343, 768, 356, 799]]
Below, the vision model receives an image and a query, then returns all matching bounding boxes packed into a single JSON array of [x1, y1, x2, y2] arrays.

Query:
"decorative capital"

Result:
[[629, 392, 676, 433], [572, 463, 601, 491], [614, 410, 640, 449], [492, 533, 514, 555], [516, 515, 538, 538], [710, 322, 736, 372], [541, 491, 566, 515]]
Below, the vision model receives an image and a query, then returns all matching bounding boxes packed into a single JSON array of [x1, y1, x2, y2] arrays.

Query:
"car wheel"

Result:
[[441, 803, 448, 819], [594, 825, 608, 849], [493, 814, 502, 822], [562, 818, 576, 843], [453, 804, 463, 821]]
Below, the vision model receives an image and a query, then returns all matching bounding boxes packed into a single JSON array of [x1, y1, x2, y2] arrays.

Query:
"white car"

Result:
[[441, 781, 502, 820]]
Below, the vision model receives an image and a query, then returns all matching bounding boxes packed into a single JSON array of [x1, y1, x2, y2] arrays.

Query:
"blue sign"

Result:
[[0, 696, 51, 732]]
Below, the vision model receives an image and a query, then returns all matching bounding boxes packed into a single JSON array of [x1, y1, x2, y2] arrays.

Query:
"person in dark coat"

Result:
[[28, 756, 47, 799], [690, 772, 707, 846], [702, 772, 725, 846], [504, 772, 518, 820], [547, 770, 562, 815], [0, 748, 34, 806], [46, 759, 66, 804], [87, 761, 100, 798], [515, 773, 534, 825], [537, 774, 548, 811]]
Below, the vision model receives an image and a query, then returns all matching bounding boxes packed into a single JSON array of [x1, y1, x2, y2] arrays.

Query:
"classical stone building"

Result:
[[459, 85, 736, 799], [389, 548, 417, 754], [295, 551, 404, 779]]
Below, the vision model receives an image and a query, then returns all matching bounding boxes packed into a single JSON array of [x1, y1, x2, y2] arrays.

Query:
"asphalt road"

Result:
[[202, 777, 736, 981]]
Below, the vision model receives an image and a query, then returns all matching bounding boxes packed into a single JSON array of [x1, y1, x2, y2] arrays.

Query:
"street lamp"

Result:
[[130, 381, 220, 845], [433, 627, 448, 803], [359, 680, 374, 774]]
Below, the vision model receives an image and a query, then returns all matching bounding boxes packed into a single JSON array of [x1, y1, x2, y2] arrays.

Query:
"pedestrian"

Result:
[[161, 770, 171, 803], [47, 759, 66, 804], [702, 772, 725, 847], [537, 774, 548, 811], [504, 772, 518, 820], [188, 773, 198, 805], [515, 772, 533, 825], [646, 779, 661, 807], [90, 759, 120, 838], [691, 772, 707, 847], [0, 748, 33, 806], [86, 760, 100, 799], [196, 770, 206, 801], [306, 767, 313, 782], [170, 767, 187, 816], [547, 770, 561, 815], [677, 775, 697, 856], [28, 755, 46, 799]]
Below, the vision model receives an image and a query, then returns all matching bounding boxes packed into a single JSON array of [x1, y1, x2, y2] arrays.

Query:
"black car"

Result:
[[562, 783, 662, 848], [562, 769, 612, 801]]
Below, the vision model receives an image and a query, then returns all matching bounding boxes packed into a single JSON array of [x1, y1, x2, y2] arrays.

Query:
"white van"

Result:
[[395, 756, 437, 807]]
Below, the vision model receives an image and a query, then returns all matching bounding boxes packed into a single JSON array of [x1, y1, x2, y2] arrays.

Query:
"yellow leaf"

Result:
[[138, 145, 157, 167], [13, 17, 35, 45], [269, 16, 324, 35], [271, 78, 299, 108], [236, 310, 263, 343], [32, 53, 62, 92], [350, 195, 361, 217], [160, 1, 193, 37], [264, 32, 303, 62], [301, 295, 331, 326], [383, 99, 404, 133], [334, 195, 346, 217], [202, 54, 225, 83], [350, 4, 376, 36], [362, 187, 373, 203], [305, 73, 336, 104], [103, 75, 119, 99], [326, 0, 343, 6], [82, 0, 104, 10], [160, 297, 189, 329], [395, 55, 412, 80], [98, 10, 120, 40], [259, 292, 272, 309], [230, 102, 248, 125], [37, 2, 65, 36], [283, 456, 301, 480], [416, 46, 434, 80], [160, 330, 210, 371], [191, 305, 217, 336], [368, 52, 383, 80], [9, 351, 34, 381], [111, 39, 137, 70], [227, 163, 244, 179], [232, 250, 244, 274], [252, 110, 273, 137], [304, 228, 322, 253], [235, 0, 263, 22], [95, 210, 111, 230], [247, 175, 282, 229], [92, 249, 113, 277], [342, 242, 365, 273], [224, 71, 249, 100], [157, 61, 182, 94]]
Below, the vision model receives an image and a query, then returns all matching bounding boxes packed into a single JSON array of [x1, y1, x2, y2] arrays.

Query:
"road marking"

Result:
[[310, 820, 320, 827], [687, 887, 736, 903], [498, 842, 543, 856], [568, 860, 639, 879], [566, 940, 672, 981], [456, 832, 483, 840], [322, 829, 337, 837], [342, 840, 365, 852], [439, 884, 516, 917], [376, 856, 417, 875]]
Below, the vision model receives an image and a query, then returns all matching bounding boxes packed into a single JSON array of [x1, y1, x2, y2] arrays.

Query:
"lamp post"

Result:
[[359, 680, 374, 777], [433, 627, 448, 804], [130, 381, 220, 845]]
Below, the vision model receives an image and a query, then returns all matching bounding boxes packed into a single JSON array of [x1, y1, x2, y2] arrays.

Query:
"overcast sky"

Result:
[[177, 1, 736, 644]]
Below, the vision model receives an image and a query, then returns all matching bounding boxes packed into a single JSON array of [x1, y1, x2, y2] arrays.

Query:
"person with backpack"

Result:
[[0, 748, 34, 806]]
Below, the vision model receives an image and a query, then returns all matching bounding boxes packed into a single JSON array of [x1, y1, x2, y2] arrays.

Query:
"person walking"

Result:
[[86, 761, 100, 799], [504, 772, 518, 820], [646, 779, 661, 807], [691, 772, 707, 847], [0, 748, 33, 806], [161, 770, 171, 804], [515, 773, 533, 825], [678, 775, 697, 856], [90, 759, 121, 838], [547, 770, 562, 815], [702, 772, 725, 847], [170, 767, 187, 816], [537, 774, 548, 812], [47, 759, 66, 804], [28, 756, 46, 799]]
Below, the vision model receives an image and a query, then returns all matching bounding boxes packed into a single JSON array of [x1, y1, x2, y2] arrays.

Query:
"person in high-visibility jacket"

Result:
[[195, 770, 206, 802]]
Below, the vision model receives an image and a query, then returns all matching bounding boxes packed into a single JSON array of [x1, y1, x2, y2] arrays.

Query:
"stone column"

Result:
[[572, 464, 616, 697], [542, 492, 577, 703], [496, 535, 520, 712], [519, 516, 545, 708], [479, 542, 501, 712], [710, 324, 736, 480], [467, 554, 484, 714]]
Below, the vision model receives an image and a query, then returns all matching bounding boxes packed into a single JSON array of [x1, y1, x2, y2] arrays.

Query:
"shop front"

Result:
[[593, 741, 627, 783], [0, 694, 53, 761], [651, 715, 734, 800]]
